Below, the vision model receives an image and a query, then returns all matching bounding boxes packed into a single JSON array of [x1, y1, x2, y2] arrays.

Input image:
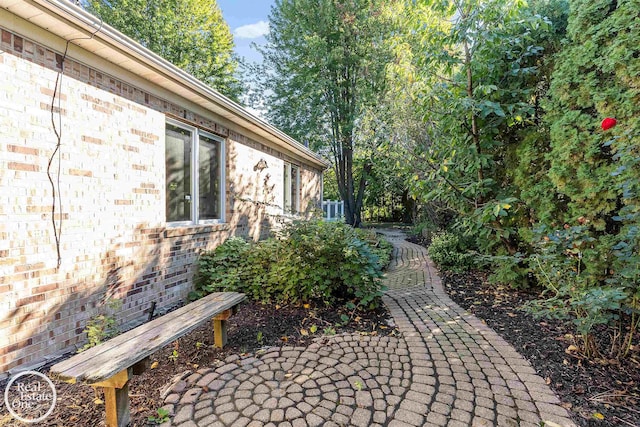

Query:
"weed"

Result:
[[148, 407, 170, 424], [78, 299, 122, 353], [323, 326, 336, 336]]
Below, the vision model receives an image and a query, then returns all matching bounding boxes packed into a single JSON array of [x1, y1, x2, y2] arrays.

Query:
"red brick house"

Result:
[[0, 0, 327, 375]]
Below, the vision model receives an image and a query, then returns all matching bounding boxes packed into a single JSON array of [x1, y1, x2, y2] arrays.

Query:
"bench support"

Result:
[[213, 309, 232, 348], [93, 369, 131, 427]]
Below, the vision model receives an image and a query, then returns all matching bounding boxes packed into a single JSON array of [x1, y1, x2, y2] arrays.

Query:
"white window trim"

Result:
[[166, 118, 226, 226]]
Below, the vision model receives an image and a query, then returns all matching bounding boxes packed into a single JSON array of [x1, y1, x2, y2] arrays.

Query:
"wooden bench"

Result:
[[49, 291, 246, 427]]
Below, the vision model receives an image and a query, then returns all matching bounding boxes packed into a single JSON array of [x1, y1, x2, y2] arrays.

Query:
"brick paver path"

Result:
[[160, 230, 576, 427]]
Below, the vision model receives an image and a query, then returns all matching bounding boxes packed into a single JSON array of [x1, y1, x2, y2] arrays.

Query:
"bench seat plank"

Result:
[[50, 292, 245, 385]]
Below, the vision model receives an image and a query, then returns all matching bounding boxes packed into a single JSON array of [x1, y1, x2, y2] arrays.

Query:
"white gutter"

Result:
[[1, 0, 329, 169]]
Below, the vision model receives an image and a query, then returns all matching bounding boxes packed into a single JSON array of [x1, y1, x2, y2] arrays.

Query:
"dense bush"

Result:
[[191, 220, 392, 308], [427, 232, 475, 271]]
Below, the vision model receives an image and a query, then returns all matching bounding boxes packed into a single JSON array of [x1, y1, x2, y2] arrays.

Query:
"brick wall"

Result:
[[0, 27, 323, 374]]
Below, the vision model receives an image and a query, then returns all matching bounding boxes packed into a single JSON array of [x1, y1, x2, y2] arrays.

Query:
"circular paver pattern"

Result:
[[163, 335, 410, 427]]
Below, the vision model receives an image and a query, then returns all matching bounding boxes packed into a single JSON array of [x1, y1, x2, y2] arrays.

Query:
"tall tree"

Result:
[[258, 0, 400, 226], [407, 0, 564, 255], [84, 0, 242, 99], [541, 0, 640, 284]]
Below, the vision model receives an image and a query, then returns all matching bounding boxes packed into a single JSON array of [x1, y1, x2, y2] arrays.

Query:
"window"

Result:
[[165, 120, 224, 224], [283, 163, 300, 214]]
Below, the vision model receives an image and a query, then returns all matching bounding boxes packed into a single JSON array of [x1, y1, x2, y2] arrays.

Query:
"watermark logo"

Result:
[[3, 371, 56, 423]]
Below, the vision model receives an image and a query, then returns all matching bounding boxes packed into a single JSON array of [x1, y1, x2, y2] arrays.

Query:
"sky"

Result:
[[217, 0, 275, 64]]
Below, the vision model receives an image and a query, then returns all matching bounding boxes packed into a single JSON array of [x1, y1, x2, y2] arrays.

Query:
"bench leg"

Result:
[[103, 383, 130, 427], [213, 318, 227, 348], [93, 368, 131, 427]]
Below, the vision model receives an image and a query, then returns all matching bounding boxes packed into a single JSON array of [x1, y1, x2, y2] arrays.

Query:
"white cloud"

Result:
[[234, 20, 270, 39]]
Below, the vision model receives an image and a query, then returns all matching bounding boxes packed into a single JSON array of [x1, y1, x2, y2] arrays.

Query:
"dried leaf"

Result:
[[593, 413, 605, 420], [303, 303, 310, 309], [192, 364, 199, 369], [150, 361, 159, 369], [280, 336, 288, 342], [94, 399, 104, 405], [565, 345, 579, 353], [300, 329, 309, 336], [545, 377, 551, 385]]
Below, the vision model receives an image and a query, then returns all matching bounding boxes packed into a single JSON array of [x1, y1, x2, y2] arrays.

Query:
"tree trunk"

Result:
[[464, 40, 483, 206]]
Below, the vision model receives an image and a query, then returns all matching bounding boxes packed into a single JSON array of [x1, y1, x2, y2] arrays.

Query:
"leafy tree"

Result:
[[84, 0, 242, 99], [543, 0, 640, 263], [407, 0, 566, 256], [257, 0, 401, 226], [529, 0, 640, 355]]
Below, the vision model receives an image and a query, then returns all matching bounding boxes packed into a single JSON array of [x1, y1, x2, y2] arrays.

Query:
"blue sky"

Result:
[[217, 0, 275, 64]]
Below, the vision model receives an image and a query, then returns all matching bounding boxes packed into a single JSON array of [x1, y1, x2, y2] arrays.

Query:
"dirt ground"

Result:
[[0, 300, 397, 427], [441, 269, 640, 427]]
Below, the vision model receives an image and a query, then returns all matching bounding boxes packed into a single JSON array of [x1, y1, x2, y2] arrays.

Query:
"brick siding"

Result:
[[0, 27, 323, 374]]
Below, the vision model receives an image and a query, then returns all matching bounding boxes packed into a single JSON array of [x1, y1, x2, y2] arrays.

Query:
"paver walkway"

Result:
[[160, 230, 576, 427]]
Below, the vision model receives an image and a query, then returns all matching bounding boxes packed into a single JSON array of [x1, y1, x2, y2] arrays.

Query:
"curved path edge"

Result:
[[379, 229, 576, 427]]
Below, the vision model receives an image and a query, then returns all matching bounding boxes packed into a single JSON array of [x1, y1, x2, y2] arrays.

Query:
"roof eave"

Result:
[[0, 0, 329, 169]]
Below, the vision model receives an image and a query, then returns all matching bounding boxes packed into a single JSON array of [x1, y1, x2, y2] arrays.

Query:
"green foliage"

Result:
[[407, 0, 567, 258], [84, 0, 242, 99], [148, 408, 170, 425], [323, 326, 336, 336], [255, 0, 404, 226], [411, 221, 437, 241], [192, 221, 391, 309], [486, 253, 529, 289], [354, 228, 394, 270], [78, 299, 122, 352], [189, 237, 250, 300], [428, 233, 475, 271]]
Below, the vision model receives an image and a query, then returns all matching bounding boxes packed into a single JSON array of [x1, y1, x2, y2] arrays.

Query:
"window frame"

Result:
[[283, 162, 301, 215], [165, 118, 226, 226]]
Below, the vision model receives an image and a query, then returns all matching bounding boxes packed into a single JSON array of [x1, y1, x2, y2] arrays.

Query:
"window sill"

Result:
[[164, 223, 229, 238]]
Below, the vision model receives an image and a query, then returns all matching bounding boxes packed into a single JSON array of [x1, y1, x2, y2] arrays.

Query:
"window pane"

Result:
[[283, 164, 291, 212], [198, 134, 220, 220], [291, 165, 299, 213], [166, 124, 192, 222]]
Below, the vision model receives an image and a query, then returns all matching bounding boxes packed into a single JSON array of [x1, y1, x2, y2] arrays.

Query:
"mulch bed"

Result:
[[0, 300, 397, 427], [441, 269, 640, 427]]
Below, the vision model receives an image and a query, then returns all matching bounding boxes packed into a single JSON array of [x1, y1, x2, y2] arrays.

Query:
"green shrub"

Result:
[[354, 228, 393, 270], [189, 237, 250, 300], [428, 232, 475, 271], [410, 220, 438, 244], [192, 220, 389, 308]]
